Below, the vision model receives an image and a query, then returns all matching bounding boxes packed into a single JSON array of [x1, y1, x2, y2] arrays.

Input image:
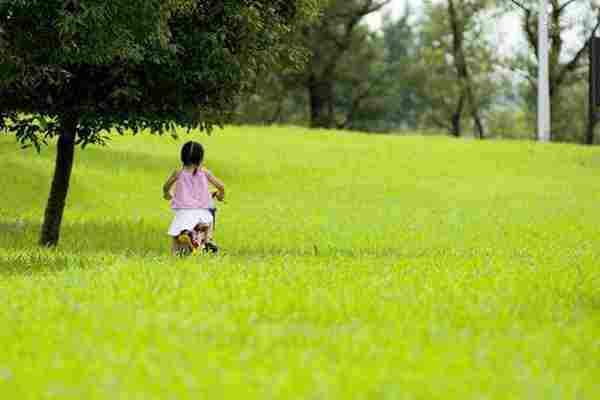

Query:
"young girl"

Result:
[[163, 141, 225, 255]]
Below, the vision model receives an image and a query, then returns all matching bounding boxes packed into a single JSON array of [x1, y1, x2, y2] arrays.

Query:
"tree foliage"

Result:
[[0, 0, 318, 147], [235, 0, 390, 129], [237, 1, 423, 132]]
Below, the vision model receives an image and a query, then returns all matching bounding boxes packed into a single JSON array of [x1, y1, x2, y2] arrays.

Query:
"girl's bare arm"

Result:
[[205, 169, 225, 201], [162, 170, 179, 200]]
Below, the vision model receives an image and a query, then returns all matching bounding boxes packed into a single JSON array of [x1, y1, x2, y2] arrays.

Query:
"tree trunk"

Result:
[[309, 75, 334, 129], [466, 85, 485, 139], [267, 98, 284, 125], [450, 94, 465, 137], [587, 40, 597, 145], [39, 115, 78, 247], [586, 104, 597, 145], [447, 0, 485, 139]]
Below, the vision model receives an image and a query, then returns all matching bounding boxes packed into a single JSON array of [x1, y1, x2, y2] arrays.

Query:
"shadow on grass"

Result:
[[2, 219, 167, 252], [2, 218, 443, 265], [0, 217, 168, 276], [2, 213, 437, 278], [0, 250, 102, 276]]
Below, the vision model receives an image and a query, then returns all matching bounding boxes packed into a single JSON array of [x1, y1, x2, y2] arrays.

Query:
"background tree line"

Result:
[[235, 0, 600, 144]]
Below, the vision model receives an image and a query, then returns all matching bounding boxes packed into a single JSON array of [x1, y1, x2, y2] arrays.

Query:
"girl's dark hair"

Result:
[[181, 141, 204, 175]]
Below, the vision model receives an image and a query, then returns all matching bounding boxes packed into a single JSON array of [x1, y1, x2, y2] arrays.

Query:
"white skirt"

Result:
[[167, 209, 214, 237]]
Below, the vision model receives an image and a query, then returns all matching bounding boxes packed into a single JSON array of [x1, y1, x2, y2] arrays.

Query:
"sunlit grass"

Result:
[[1, 126, 599, 399]]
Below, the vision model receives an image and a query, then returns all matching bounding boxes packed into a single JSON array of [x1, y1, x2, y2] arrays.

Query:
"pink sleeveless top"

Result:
[[171, 169, 211, 209]]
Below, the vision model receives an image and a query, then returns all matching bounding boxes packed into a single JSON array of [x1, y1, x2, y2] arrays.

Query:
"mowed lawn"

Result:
[[1, 126, 599, 399]]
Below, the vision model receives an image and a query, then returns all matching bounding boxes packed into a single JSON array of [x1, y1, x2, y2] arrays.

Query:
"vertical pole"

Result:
[[538, 0, 551, 142]]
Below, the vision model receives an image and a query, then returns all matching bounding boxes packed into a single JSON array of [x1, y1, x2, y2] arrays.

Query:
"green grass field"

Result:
[[1, 126, 599, 399]]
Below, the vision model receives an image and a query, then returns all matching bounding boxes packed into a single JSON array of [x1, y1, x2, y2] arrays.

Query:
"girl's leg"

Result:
[[191, 224, 210, 253], [196, 224, 210, 246]]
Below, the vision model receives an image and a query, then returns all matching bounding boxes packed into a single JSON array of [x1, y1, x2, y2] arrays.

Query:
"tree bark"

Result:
[[309, 75, 334, 128], [468, 86, 485, 139], [588, 41, 598, 145], [451, 94, 465, 137], [267, 98, 284, 125], [586, 98, 597, 145], [39, 114, 78, 247], [549, 88, 561, 142]]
